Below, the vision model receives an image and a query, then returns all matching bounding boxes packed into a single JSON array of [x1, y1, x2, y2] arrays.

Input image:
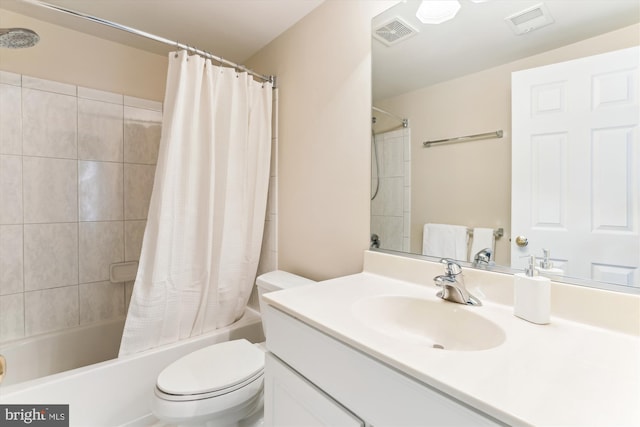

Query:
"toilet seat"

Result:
[[155, 339, 264, 401], [155, 370, 263, 402], [152, 339, 265, 424]]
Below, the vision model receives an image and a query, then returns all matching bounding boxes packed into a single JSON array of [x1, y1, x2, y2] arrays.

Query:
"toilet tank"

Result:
[[256, 270, 316, 336]]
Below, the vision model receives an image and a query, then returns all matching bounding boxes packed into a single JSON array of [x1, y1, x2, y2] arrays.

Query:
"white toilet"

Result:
[[151, 271, 316, 427]]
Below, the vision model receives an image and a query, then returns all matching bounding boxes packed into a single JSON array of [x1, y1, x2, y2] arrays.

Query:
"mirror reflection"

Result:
[[371, 0, 640, 290]]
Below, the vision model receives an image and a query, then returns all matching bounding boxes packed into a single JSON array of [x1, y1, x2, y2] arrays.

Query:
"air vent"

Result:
[[373, 17, 418, 46], [505, 3, 554, 35]]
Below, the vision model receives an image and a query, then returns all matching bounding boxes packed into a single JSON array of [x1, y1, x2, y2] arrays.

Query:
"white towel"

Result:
[[422, 223, 468, 260], [469, 227, 496, 262]]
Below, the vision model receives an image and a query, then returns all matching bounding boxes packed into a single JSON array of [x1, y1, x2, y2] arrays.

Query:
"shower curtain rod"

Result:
[[24, 0, 274, 84], [372, 106, 408, 128]]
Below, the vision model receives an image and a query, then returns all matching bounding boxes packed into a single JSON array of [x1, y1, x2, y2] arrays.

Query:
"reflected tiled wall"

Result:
[[0, 71, 162, 343], [371, 128, 411, 252]]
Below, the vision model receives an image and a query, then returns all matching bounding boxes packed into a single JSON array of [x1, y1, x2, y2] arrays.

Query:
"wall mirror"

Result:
[[371, 0, 639, 293]]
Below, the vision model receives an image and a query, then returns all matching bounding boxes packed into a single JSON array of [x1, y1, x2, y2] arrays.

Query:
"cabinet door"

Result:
[[264, 353, 364, 427]]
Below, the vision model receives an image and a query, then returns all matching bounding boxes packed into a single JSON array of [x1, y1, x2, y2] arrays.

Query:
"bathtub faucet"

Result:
[[434, 258, 482, 306], [0, 354, 5, 384]]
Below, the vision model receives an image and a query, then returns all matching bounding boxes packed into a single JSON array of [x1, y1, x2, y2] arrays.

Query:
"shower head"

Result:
[[0, 28, 40, 49]]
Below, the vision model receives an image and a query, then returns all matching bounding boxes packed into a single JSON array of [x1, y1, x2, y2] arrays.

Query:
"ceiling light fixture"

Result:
[[416, 0, 461, 24]]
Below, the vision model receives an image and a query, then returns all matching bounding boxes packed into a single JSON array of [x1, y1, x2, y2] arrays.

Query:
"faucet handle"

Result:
[[440, 258, 462, 276]]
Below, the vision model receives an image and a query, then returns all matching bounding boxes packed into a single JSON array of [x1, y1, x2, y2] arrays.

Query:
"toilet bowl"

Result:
[[151, 271, 316, 427]]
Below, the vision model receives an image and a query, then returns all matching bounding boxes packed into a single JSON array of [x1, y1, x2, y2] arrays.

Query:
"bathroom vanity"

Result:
[[262, 251, 640, 426]]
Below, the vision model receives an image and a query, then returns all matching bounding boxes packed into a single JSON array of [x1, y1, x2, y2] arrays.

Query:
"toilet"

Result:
[[151, 270, 316, 427]]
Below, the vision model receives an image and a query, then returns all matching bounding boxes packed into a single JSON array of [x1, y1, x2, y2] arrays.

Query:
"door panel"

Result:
[[511, 47, 639, 287]]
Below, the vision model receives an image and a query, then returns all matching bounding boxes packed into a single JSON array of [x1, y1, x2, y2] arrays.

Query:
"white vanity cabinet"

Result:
[[263, 305, 505, 427], [265, 353, 364, 427]]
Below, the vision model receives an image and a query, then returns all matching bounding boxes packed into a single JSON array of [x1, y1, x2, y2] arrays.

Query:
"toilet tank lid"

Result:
[[256, 270, 316, 292], [156, 339, 264, 396]]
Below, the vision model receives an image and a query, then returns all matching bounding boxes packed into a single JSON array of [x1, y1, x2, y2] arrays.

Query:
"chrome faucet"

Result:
[[473, 248, 493, 267], [434, 258, 482, 306]]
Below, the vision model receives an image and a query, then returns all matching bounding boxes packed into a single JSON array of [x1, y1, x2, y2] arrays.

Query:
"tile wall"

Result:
[[371, 128, 411, 252], [0, 71, 162, 343], [260, 88, 278, 275]]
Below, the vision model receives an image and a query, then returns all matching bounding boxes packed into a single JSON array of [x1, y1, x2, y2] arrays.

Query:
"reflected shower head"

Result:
[[0, 28, 40, 49]]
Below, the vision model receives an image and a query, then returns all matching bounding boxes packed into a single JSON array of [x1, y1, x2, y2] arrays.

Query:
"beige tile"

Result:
[[22, 88, 77, 159], [267, 176, 277, 217], [78, 86, 123, 104], [124, 220, 146, 262], [0, 71, 21, 86], [0, 155, 23, 224], [24, 223, 78, 291], [124, 164, 156, 220], [78, 99, 124, 162], [0, 225, 23, 296], [0, 84, 22, 155], [123, 96, 162, 112], [22, 76, 76, 96], [25, 285, 79, 336], [124, 106, 162, 165], [261, 218, 276, 255], [79, 281, 125, 324], [79, 161, 123, 221], [23, 157, 77, 223], [125, 280, 134, 313], [257, 216, 277, 277], [0, 293, 24, 343], [79, 221, 124, 283]]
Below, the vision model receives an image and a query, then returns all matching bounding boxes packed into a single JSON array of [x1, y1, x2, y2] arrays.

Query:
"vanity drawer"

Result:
[[265, 352, 364, 427]]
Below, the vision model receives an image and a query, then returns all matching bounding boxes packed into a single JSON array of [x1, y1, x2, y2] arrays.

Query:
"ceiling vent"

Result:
[[505, 3, 554, 35], [373, 17, 418, 46]]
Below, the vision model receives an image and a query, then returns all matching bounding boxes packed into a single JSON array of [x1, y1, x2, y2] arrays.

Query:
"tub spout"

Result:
[[0, 354, 5, 384]]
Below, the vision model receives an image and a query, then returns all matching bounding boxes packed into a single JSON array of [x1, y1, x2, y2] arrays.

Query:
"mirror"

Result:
[[371, 0, 640, 292]]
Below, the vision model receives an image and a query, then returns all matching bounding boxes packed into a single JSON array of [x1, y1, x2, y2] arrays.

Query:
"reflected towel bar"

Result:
[[467, 228, 504, 239], [423, 130, 503, 147]]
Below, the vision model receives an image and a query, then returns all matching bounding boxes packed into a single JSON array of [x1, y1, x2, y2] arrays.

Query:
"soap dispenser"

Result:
[[538, 249, 564, 275], [514, 255, 550, 324]]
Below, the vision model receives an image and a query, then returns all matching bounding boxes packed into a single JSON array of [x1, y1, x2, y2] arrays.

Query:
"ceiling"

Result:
[[373, 0, 640, 101], [0, 0, 324, 64], [1, 0, 638, 100]]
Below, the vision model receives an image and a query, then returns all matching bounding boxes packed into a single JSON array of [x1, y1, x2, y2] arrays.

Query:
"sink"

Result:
[[351, 295, 506, 351]]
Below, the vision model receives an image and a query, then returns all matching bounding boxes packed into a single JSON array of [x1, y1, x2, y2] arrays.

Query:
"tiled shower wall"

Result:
[[0, 71, 279, 342], [371, 128, 411, 252], [0, 71, 162, 344]]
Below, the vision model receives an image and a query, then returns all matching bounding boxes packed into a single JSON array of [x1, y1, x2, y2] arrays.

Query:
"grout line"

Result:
[[76, 81, 81, 328], [20, 75, 26, 340]]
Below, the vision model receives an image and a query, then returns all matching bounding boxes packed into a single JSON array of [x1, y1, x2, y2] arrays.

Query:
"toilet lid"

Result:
[[156, 339, 264, 396]]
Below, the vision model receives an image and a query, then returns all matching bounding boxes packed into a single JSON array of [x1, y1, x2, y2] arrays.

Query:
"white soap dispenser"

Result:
[[538, 249, 564, 275], [514, 255, 550, 324]]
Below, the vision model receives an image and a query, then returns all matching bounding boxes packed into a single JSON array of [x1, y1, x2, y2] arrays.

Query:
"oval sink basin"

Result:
[[351, 295, 505, 351]]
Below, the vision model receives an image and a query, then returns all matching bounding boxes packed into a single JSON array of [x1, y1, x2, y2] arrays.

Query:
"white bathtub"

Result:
[[0, 308, 264, 427], [0, 317, 126, 387]]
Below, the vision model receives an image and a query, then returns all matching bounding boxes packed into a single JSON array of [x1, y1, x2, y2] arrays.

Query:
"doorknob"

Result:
[[515, 236, 528, 247]]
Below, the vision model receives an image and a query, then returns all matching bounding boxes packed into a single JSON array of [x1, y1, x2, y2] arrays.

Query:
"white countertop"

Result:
[[264, 272, 640, 426]]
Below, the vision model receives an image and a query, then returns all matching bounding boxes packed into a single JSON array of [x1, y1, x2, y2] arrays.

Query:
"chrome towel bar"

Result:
[[423, 130, 503, 147], [467, 227, 504, 239]]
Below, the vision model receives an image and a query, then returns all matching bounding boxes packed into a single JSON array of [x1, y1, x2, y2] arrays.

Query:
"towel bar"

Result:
[[467, 227, 504, 239], [423, 130, 503, 147]]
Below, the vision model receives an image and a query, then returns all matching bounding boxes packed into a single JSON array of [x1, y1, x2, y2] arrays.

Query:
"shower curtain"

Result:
[[119, 51, 272, 356]]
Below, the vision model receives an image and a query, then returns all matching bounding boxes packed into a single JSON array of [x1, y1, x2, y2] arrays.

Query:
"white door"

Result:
[[511, 46, 639, 287]]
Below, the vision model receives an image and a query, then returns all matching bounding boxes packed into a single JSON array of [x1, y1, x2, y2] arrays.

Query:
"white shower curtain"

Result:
[[119, 51, 272, 356]]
